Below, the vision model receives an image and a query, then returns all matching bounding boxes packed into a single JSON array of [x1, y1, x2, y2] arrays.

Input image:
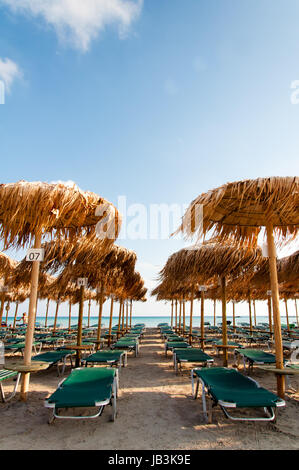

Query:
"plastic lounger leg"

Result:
[[0, 373, 21, 403]]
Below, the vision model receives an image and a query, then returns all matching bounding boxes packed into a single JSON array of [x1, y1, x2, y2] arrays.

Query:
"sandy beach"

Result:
[[0, 328, 298, 450]]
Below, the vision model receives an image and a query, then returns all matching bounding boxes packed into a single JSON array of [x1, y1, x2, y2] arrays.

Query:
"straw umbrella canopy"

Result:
[[0, 252, 17, 326], [0, 180, 121, 400], [176, 176, 299, 397], [160, 240, 262, 357]]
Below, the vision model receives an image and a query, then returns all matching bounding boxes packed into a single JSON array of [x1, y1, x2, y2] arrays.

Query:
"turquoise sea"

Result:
[[5, 315, 298, 329]]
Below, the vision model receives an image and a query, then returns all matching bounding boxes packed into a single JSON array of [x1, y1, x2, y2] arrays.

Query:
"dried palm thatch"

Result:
[[279, 281, 298, 300], [160, 240, 262, 285], [0, 252, 17, 278], [7, 258, 54, 290], [175, 177, 299, 245], [278, 250, 299, 283], [0, 180, 122, 249]]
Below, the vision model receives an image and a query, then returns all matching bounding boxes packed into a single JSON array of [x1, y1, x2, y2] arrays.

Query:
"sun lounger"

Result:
[[173, 348, 214, 374], [4, 341, 42, 355], [111, 339, 139, 357], [234, 348, 279, 373], [32, 349, 75, 376], [45, 367, 118, 423], [192, 367, 285, 423], [165, 341, 190, 357], [0, 369, 21, 402], [83, 350, 127, 372]]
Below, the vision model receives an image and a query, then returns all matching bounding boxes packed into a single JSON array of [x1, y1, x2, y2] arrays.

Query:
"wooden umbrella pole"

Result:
[[213, 299, 216, 327], [87, 297, 91, 328], [13, 301, 19, 329], [253, 299, 257, 327], [5, 302, 10, 325], [68, 300, 72, 332], [248, 290, 253, 333], [108, 297, 114, 347], [221, 276, 228, 367], [0, 293, 5, 327], [182, 297, 186, 336], [53, 300, 60, 333], [20, 232, 42, 401], [284, 299, 290, 333], [117, 299, 123, 339], [121, 301, 125, 334], [171, 299, 174, 328], [130, 300, 133, 329], [45, 299, 50, 329], [266, 222, 285, 399], [125, 300, 129, 332], [189, 286, 194, 346], [267, 292, 273, 335], [295, 299, 299, 327], [200, 291, 205, 350], [96, 283, 104, 347], [175, 300, 178, 332], [178, 300, 182, 334], [75, 285, 85, 368], [232, 301, 236, 332]]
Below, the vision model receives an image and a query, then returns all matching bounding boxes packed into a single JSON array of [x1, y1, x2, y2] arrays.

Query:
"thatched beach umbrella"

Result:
[[160, 241, 262, 358], [0, 252, 17, 326], [0, 180, 121, 400], [176, 176, 299, 397]]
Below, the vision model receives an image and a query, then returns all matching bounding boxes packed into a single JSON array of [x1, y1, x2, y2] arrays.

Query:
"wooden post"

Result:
[[213, 299, 216, 327], [266, 222, 285, 399], [75, 285, 85, 368], [170, 299, 173, 328], [284, 298, 290, 333], [267, 290, 273, 334], [96, 283, 104, 349], [20, 232, 42, 401], [232, 301, 236, 332], [117, 299, 123, 339], [5, 302, 10, 325], [221, 276, 228, 367], [248, 290, 253, 333], [253, 299, 257, 327], [189, 286, 194, 346], [108, 297, 114, 347], [130, 300, 133, 329], [0, 293, 5, 327], [87, 296, 91, 328], [178, 300, 182, 334], [121, 301, 125, 334], [53, 300, 60, 333], [175, 300, 178, 331], [182, 297, 186, 335], [200, 290, 205, 350], [68, 300, 72, 332], [125, 300, 129, 332], [45, 299, 50, 329], [13, 301, 20, 329]]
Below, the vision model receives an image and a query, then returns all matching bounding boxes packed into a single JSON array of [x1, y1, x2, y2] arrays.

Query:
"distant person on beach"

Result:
[[16, 313, 28, 325]]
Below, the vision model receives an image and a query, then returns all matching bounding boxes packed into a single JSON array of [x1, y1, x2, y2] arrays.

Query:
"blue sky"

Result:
[[0, 0, 298, 321]]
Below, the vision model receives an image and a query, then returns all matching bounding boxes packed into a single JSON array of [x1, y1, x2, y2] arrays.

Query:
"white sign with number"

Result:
[[267, 290, 272, 296], [199, 285, 207, 292], [77, 278, 88, 288], [26, 248, 45, 262]]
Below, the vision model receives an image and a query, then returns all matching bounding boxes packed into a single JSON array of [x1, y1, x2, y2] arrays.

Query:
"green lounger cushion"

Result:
[[85, 351, 124, 363], [194, 367, 284, 408], [47, 368, 115, 408], [32, 350, 75, 363], [174, 348, 213, 362], [236, 349, 276, 364], [166, 342, 189, 349]]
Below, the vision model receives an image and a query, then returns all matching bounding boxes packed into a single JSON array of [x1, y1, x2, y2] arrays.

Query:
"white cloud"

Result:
[[0, 0, 143, 51], [0, 57, 22, 91]]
